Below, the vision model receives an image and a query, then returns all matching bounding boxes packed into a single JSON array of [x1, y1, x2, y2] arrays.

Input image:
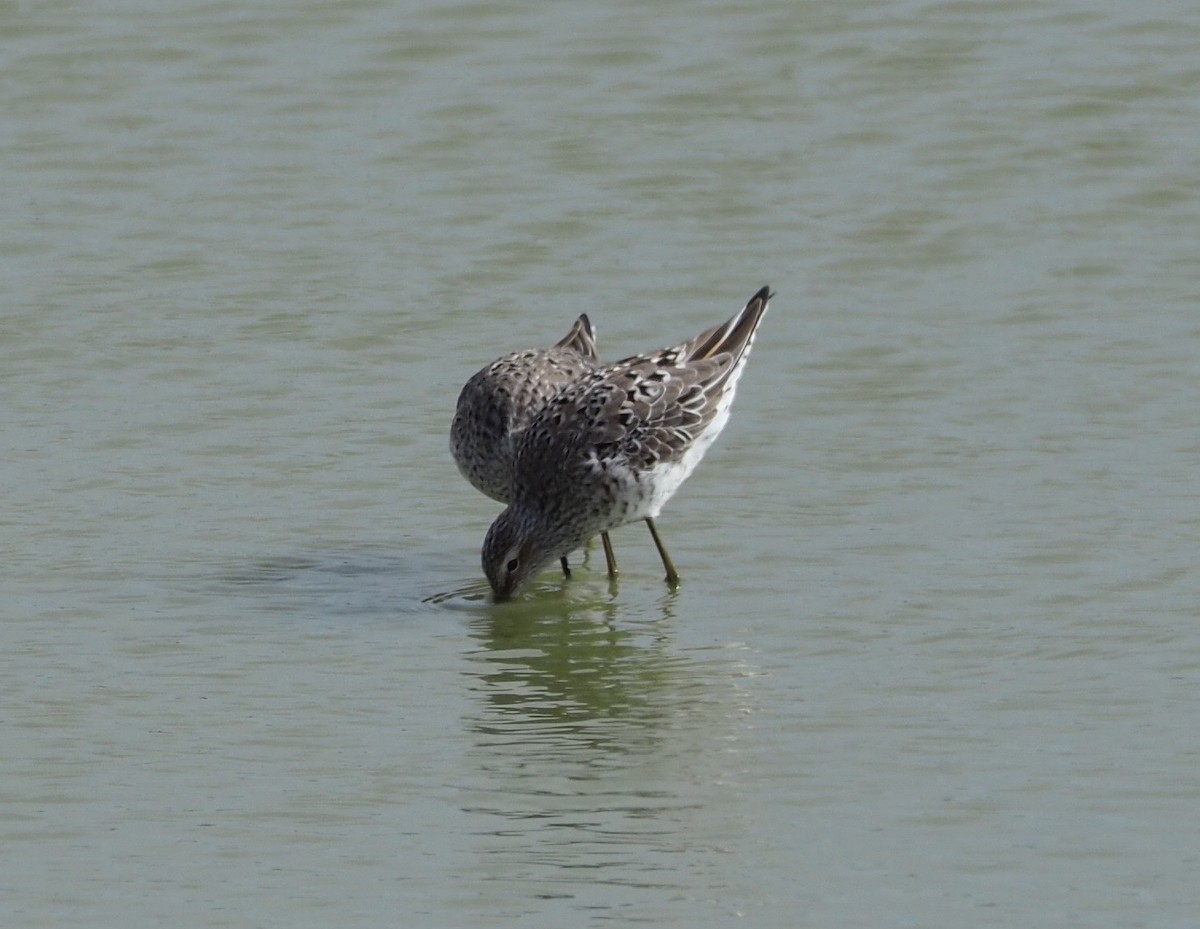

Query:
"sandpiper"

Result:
[[482, 285, 772, 599]]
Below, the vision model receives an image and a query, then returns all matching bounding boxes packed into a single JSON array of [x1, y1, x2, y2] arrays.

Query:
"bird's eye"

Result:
[[506, 557, 519, 573]]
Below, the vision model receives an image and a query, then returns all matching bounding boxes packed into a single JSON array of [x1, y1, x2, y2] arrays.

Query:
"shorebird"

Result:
[[481, 285, 772, 599]]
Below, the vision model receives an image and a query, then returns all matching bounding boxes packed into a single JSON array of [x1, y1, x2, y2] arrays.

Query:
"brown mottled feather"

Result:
[[523, 286, 769, 474], [450, 314, 598, 503]]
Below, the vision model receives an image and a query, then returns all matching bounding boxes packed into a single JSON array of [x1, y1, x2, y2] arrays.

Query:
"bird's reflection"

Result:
[[466, 590, 679, 753], [454, 587, 759, 910]]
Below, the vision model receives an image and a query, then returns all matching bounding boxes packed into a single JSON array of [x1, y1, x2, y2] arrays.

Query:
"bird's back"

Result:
[[512, 287, 771, 529], [450, 315, 598, 503]]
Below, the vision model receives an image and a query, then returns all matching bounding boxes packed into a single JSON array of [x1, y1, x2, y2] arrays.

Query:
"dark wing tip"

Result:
[[556, 313, 599, 358]]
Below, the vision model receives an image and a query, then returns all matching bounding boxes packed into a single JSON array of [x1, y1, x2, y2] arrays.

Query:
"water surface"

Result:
[[3, 1, 1199, 926]]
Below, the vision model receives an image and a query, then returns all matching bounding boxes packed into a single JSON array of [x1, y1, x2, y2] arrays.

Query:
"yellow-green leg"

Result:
[[644, 518, 680, 586], [600, 531, 618, 579]]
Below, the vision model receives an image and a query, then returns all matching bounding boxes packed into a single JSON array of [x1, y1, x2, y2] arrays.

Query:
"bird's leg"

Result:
[[600, 531, 618, 579], [560, 557, 571, 578], [644, 518, 679, 586]]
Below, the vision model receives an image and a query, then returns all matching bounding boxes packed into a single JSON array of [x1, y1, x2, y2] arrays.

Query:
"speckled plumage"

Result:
[[483, 286, 772, 599], [450, 313, 622, 579], [450, 315, 599, 504]]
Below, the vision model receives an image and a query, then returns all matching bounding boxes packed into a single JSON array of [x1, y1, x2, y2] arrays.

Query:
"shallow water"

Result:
[[4, 1, 1199, 926]]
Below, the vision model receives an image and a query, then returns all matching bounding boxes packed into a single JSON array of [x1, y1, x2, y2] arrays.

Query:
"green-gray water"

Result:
[[4, 2, 1198, 926]]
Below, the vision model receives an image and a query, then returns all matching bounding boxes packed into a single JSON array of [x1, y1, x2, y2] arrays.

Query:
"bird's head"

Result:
[[481, 506, 559, 600]]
